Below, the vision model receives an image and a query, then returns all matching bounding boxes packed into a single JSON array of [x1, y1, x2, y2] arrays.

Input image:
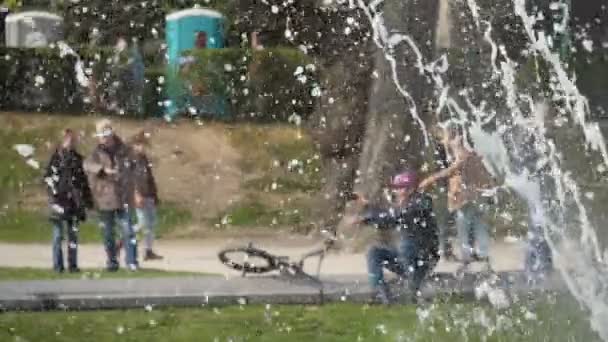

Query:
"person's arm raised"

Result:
[[418, 154, 466, 190]]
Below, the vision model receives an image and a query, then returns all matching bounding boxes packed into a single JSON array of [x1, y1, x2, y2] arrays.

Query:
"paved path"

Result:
[[0, 238, 526, 276], [0, 238, 561, 311]]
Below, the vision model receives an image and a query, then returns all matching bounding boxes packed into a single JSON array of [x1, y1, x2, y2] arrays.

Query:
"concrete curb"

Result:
[[0, 271, 564, 312]]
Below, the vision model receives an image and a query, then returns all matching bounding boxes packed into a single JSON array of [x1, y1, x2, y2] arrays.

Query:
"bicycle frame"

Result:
[[265, 239, 336, 284]]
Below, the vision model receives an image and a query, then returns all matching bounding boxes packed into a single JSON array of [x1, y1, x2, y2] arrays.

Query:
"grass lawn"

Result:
[[0, 267, 207, 282], [0, 296, 599, 341], [215, 195, 309, 228]]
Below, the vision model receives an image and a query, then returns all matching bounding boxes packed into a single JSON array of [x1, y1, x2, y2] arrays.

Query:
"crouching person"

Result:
[[130, 131, 163, 261], [355, 170, 439, 303], [44, 129, 94, 273], [84, 119, 139, 271]]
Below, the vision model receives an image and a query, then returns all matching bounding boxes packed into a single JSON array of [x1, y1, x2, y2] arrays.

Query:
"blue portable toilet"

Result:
[[165, 8, 227, 119]]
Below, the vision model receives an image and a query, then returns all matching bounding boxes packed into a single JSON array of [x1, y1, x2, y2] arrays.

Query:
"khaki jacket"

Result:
[[84, 138, 134, 211]]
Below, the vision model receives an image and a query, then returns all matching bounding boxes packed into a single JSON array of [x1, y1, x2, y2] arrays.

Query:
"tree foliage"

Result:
[[63, 0, 165, 45]]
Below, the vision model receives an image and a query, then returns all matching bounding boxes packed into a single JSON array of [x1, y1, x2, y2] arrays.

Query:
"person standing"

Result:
[[130, 131, 163, 261], [44, 129, 93, 273], [420, 125, 495, 265], [430, 125, 456, 261], [84, 119, 139, 271]]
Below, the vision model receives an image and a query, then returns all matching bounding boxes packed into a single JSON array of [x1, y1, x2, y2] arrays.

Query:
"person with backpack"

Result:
[[354, 170, 439, 303], [44, 129, 94, 273]]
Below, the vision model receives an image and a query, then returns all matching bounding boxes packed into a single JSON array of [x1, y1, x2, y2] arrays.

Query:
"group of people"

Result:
[[351, 123, 553, 304], [45, 117, 553, 300], [45, 119, 162, 273]]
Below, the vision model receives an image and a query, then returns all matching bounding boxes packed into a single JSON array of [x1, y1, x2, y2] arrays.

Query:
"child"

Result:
[[130, 131, 163, 261], [355, 170, 439, 303]]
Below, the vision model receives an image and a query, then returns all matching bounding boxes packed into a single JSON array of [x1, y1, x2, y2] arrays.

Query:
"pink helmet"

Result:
[[390, 170, 418, 189]]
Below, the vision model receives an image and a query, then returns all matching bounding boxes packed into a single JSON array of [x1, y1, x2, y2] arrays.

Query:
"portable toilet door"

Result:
[[0, 7, 9, 46], [165, 8, 225, 69], [165, 8, 227, 120], [5, 11, 63, 47]]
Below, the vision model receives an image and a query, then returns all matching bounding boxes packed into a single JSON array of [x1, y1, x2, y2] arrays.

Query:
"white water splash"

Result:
[[351, 0, 430, 147], [350, 0, 608, 339], [57, 41, 89, 88]]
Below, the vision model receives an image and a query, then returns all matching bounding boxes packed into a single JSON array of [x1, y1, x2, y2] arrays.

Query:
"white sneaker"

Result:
[[128, 264, 139, 272]]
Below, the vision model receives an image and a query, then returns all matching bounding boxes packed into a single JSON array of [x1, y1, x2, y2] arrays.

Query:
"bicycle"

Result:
[[218, 235, 338, 285]]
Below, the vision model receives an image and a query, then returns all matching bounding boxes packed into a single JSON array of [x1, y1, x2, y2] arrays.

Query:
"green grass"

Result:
[[224, 125, 321, 228], [0, 296, 599, 341], [228, 124, 322, 188], [0, 203, 192, 243], [244, 174, 321, 194], [216, 197, 308, 228], [0, 267, 206, 282]]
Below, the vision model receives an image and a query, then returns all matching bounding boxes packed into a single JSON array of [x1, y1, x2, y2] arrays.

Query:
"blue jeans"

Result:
[[456, 202, 490, 262], [367, 245, 405, 289], [400, 238, 438, 293], [136, 198, 158, 252], [367, 239, 438, 293], [525, 224, 553, 278], [99, 209, 138, 269], [51, 218, 79, 272], [432, 189, 452, 255]]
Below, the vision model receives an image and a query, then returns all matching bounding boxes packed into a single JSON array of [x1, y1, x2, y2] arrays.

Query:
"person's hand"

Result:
[[103, 167, 118, 176], [51, 203, 64, 214], [418, 177, 434, 190], [134, 191, 144, 208], [344, 214, 361, 226], [354, 193, 369, 206]]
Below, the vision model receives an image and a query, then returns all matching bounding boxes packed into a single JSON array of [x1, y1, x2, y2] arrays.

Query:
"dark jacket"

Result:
[[362, 192, 439, 255], [44, 148, 94, 221], [132, 152, 159, 202], [84, 137, 135, 210]]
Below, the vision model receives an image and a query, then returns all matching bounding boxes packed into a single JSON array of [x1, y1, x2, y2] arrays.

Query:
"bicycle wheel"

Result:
[[218, 246, 277, 274]]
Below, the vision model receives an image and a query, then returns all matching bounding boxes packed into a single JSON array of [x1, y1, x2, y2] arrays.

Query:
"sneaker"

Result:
[[144, 250, 164, 261], [128, 264, 139, 272], [69, 267, 81, 273], [106, 265, 119, 272]]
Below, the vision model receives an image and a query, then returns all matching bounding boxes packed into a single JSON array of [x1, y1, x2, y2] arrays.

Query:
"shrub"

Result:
[[182, 47, 319, 121], [0, 47, 81, 112], [0, 45, 318, 121], [143, 67, 166, 118], [0, 46, 165, 117]]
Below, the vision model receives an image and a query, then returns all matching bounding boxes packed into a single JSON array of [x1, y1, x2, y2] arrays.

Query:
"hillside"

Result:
[[0, 112, 321, 241]]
